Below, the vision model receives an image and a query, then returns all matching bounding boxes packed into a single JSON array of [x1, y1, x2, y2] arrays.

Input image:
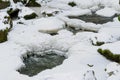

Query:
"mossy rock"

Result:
[[7, 8, 20, 19], [0, 1, 10, 9], [0, 29, 8, 43], [0, 24, 12, 43], [26, 0, 41, 7], [13, 0, 21, 3], [93, 41, 105, 46], [13, 0, 41, 7], [68, 2, 76, 7], [118, 15, 120, 21], [91, 39, 105, 46], [0, 16, 12, 43], [42, 12, 53, 17], [98, 48, 120, 62], [24, 13, 37, 20]]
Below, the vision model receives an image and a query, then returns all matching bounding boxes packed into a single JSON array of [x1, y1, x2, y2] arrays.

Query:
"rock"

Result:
[[0, 0, 10, 9], [13, 0, 41, 7], [0, 12, 12, 43], [7, 8, 20, 19], [98, 48, 120, 62], [68, 1, 76, 7], [23, 12, 37, 20], [18, 7, 38, 20]]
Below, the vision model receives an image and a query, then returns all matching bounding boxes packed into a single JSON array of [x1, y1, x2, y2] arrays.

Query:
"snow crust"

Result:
[[0, 0, 120, 80]]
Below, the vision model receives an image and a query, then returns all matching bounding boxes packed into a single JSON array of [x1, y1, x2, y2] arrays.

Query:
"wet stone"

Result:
[[17, 51, 66, 77], [68, 14, 116, 24]]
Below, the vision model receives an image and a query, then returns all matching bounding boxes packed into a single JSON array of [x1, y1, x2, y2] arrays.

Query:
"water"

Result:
[[68, 14, 116, 24], [17, 51, 66, 77]]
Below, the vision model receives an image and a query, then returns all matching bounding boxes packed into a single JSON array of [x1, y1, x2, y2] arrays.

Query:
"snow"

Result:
[[90, 26, 120, 44], [0, 0, 120, 80], [0, 12, 11, 30], [96, 7, 117, 17], [18, 7, 36, 18], [105, 62, 120, 80], [33, 17, 65, 33]]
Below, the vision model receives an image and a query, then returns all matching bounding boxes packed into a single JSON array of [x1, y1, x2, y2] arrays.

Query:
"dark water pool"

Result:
[[17, 51, 66, 77], [68, 14, 116, 24]]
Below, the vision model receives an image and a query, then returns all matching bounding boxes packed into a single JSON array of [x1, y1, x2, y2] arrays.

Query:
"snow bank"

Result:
[[96, 7, 117, 17], [33, 17, 65, 33], [105, 62, 120, 80], [91, 27, 120, 45]]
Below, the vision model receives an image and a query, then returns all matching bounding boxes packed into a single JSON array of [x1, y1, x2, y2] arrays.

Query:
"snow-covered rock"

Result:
[[0, 12, 12, 43], [33, 17, 65, 33], [96, 7, 117, 17], [91, 27, 120, 46], [18, 7, 37, 20]]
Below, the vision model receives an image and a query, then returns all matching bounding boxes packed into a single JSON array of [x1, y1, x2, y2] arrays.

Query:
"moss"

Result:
[[118, 15, 120, 21], [0, 15, 12, 43], [68, 2, 76, 7], [13, 0, 21, 3], [26, 0, 41, 7], [24, 13, 37, 20], [0, 29, 8, 43], [42, 12, 53, 17], [91, 41, 105, 46], [7, 8, 20, 19], [96, 41, 105, 46], [13, 0, 41, 7], [0, 1, 10, 9], [98, 48, 120, 63]]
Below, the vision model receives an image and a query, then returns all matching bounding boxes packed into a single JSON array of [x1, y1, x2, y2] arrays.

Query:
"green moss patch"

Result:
[[13, 0, 21, 3], [0, 16, 12, 43], [0, 1, 10, 9], [24, 13, 37, 20], [26, 0, 41, 7], [98, 48, 120, 62], [0, 28, 9, 43], [13, 0, 41, 7], [68, 2, 76, 7], [92, 41, 105, 46], [118, 15, 120, 21]]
